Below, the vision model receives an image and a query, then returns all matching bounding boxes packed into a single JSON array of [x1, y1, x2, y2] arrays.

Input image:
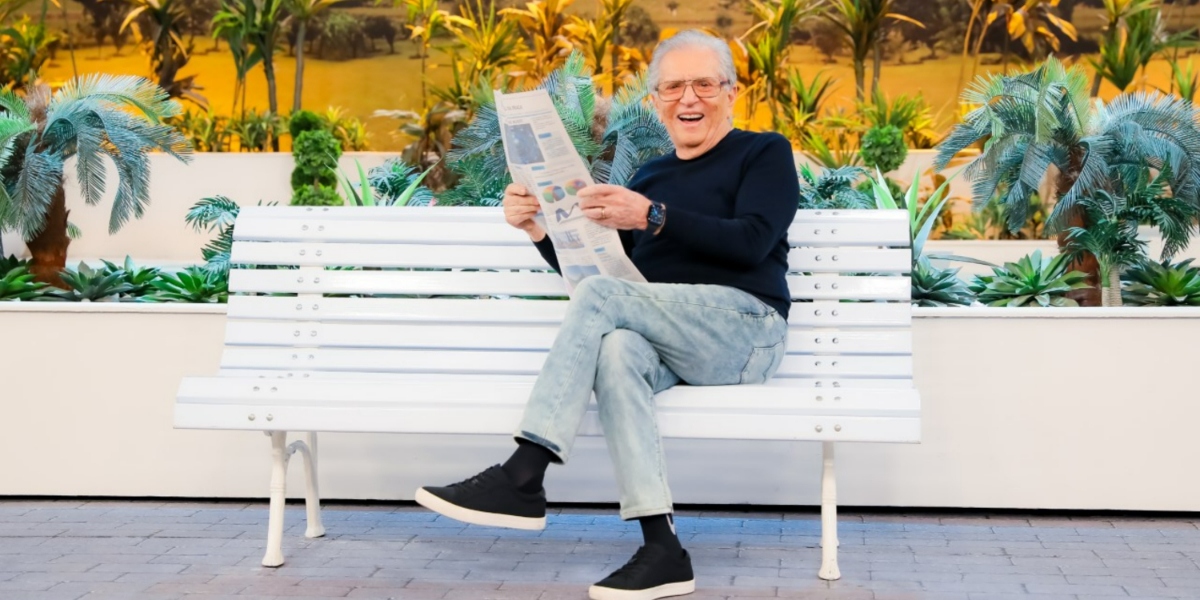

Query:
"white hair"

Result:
[[646, 30, 737, 93]]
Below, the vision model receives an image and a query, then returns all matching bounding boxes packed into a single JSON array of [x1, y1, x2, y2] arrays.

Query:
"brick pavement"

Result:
[[1, 500, 1199, 599]]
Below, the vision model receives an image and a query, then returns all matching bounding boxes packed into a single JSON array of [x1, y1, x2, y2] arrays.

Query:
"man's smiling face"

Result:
[[652, 45, 737, 160]]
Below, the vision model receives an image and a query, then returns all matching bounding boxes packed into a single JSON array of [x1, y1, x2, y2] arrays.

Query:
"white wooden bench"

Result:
[[175, 205, 920, 580]]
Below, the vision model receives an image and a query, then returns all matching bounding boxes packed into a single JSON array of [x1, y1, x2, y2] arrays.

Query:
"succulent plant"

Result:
[[968, 250, 1091, 307], [1122, 258, 1200, 306]]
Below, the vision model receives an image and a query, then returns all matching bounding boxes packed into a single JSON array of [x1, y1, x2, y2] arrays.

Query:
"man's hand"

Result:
[[577, 184, 651, 230], [502, 183, 546, 241]]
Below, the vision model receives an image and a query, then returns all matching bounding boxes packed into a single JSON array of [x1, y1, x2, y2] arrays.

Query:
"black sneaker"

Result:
[[589, 545, 695, 600], [414, 465, 546, 530]]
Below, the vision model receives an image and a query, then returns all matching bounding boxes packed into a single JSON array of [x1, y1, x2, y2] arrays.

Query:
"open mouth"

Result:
[[678, 113, 704, 124]]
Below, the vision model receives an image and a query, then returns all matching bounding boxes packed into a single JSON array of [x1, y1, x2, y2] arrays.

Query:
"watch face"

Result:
[[648, 202, 665, 226]]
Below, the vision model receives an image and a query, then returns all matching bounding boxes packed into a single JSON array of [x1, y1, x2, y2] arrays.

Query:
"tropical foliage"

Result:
[[1122, 258, 1200, 306], [969, 250, 1091, 307], [438, 51, 672, 207]]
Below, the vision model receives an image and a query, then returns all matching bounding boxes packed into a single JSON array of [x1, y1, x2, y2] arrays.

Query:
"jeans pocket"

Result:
[[739, 340, 786, 385]]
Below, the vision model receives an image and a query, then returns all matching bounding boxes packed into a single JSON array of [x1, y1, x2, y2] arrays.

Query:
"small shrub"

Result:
[[859, 124, 907, 174]]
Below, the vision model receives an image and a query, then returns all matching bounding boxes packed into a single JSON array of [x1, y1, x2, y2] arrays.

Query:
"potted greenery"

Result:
[[0, 76, 191, 285], [934, 58, 1200, 306]]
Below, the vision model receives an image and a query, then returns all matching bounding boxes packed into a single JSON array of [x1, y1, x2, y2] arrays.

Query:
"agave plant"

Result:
[[911, 257, 974, 307], [1122, 258, 1200, 306], [49, 262, 136, 302], [0, 263, 48, 301], [969, 250, 1091, 307], [438, 51, 673, 207], [0, 76, 191, 286], [798, 164, 872, 209], [147, 266, 229, 303], [100, 256, 162, 298], [935, 58, 1200, 305]]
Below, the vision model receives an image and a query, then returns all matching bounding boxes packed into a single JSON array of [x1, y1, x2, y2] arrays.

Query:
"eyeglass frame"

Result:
[[653, 77, 733, 102]]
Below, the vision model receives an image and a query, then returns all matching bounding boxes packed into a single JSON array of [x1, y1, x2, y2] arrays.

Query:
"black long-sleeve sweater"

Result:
[[534, 129, 800, 318]]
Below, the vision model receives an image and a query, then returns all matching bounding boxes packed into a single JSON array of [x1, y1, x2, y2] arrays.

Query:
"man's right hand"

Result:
[[502, 183, 546, 242]]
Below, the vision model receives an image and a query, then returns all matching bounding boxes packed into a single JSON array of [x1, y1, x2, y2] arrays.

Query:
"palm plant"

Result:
[[211, 1, 261, 116], [969, 250, 1091, 307], [1089, 0, 1157, 95], [501, 0, 575, 83], [445, 0, 527, 95], [439, 51, 672, 207], [1122, 258, 1200, 306], [286, 0, 343, 112], [984, 0, 1076, 70], [934, 58, 1200, 305], [1089, 7, 1194, 95], [214, 0, 286, 127], [824, 0, 922, 101], [399, 0, 451, 109], [741, 0, 825, 127], [798, 164, 873, 209], [185, 195, 240, 276], [858, 89, 936, 148], [1170, 59, 1197, 103], [0, 17, 57, 90], [366, 158, 435, 206], [0, 77, 191, 285], [776, 69, 836, 141], [122, 0, 193, 101]]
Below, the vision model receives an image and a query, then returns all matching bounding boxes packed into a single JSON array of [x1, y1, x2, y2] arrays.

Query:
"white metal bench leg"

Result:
[[818, 441, 841, 581], [263, 431, 290, 567], [261, 431, 326, 567], [298, 432, 326, 539]]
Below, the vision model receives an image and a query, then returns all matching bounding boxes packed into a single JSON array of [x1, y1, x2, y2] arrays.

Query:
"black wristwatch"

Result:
[[646, 201, 666, 235]]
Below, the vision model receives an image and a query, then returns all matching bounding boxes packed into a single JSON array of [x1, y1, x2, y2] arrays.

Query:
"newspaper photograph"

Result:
[[494, 89, 646, 293]]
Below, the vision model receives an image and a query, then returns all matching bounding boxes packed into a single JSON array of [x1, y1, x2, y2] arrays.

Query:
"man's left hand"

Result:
[[578, 184, 651, 230]]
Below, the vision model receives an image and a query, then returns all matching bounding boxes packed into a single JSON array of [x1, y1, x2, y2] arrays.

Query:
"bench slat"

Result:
[[227, 296, 913, 328], [228, 270, 912, 301], [218, 347, 912, 378], [232, 213, 910, 247], [224, 321, 914, 355], [176, 376, 920, 443], [215, 369, 917, 389], [229, 242, 911, 274]]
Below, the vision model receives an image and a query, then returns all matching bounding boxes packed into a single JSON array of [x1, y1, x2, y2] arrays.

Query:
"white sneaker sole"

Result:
[[588, 580, 696, 600], [414, 487, 546, 531]]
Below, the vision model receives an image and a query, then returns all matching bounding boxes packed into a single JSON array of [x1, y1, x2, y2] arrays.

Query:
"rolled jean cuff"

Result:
[[514, 431, 567, 464], [619, 504, 674, 521]]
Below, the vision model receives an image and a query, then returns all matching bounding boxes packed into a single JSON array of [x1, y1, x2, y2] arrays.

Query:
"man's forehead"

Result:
[[659, 49, 722, 77]]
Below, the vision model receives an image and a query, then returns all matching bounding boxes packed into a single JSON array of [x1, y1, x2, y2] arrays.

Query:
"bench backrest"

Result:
[[223, 206, 913, 390]]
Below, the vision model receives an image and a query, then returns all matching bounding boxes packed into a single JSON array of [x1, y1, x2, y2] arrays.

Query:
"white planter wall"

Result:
[[3, 303, 1199, 512]]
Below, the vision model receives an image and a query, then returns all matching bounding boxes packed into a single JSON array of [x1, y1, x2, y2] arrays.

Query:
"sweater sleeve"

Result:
[[657, 134, 799, 267], [533, 235, 561, 273]]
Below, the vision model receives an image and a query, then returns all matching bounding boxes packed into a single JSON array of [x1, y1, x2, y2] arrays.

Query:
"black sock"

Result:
[[502, 438, 555, 493], [639, 514, 683, 554]]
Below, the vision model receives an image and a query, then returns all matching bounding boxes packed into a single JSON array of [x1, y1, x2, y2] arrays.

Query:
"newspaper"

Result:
[[494, 88, 646, 293]]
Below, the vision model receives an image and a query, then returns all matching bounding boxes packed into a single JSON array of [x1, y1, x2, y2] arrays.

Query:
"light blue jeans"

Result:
[[516, 275, 789, 520]]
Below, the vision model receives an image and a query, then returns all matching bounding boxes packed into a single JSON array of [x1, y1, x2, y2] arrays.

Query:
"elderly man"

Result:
[[416, 30, 799, 600]]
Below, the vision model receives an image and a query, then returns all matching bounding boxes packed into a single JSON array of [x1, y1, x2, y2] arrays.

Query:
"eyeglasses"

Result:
[[655, 78, 730, 101]]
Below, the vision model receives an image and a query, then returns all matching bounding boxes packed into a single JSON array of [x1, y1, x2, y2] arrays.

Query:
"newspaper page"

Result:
[[494, 88, 646, 293]]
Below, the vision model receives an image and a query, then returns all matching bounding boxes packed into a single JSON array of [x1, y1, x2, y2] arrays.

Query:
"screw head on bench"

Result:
[[302, 225, 309, 231], [814, 309, 822, 316], [310, 331, 317, 337], [813, 229, 820, 235], [252, 386, 260, 392], [814, 255, 822, 261], [832, 255, 839, 261], [266, 414, 274, 422], [814, 337, 821, 343], [295, 304, 302, 310], [316, 250, 323, 257], [312, 304, 320, 311], [834, 424, 842, 432], [815, 425, 823, 433], [319, 225, 325, 231], [297, 277, 304, 283], [294, 330, 301, 337], [248, 414, 256, 421], [832, 310, 839, 316], [831, 283, 839, 290], [832, 361, 839, 367], [831, 229, 838, 234], [299, 250, 306, 256], [832, 337, 840, 344], [816, 396, 823, 401], [292, 354, 298, 359], [814, 361, 822, 367], [270, 387, 277, 392], [314, 277, 321, 284], [814, 283, 821, 289], [833, 382, 841, 388]]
